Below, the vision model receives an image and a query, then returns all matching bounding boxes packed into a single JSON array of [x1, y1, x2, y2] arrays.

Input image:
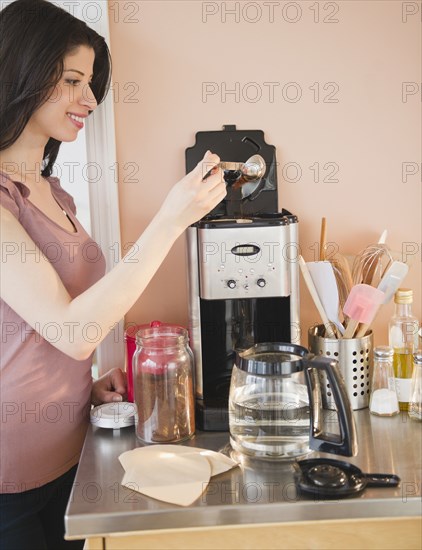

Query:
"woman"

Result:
[[0, 1, 225, 548]]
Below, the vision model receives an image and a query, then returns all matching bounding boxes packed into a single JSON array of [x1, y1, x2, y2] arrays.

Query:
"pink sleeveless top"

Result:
[[0, 172, 106, 493]]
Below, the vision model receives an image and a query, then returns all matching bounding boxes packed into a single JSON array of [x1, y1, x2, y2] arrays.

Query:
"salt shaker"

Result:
[[408, 350, 422, 421], [369, 346, 399, 417]]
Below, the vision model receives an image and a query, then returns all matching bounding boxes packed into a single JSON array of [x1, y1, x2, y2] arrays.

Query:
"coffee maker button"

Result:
[[227, 280, 237, 289], [257, 278, 266, 288]]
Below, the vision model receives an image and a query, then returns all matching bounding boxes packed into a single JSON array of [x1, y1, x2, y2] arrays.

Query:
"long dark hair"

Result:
[[0, 0, 111, 176]]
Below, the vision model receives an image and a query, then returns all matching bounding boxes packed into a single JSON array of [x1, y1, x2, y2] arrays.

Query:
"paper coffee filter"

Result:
[[121, 452, 211, 506], [118, 445, 239, 506], [194, 448, 239, 476], [119, 444, 238, 477]]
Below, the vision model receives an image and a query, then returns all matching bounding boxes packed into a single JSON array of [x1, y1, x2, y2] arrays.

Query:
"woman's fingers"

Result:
[[195, 150, 221, 181]]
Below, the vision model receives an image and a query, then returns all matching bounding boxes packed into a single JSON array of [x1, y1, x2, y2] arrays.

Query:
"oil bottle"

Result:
[[388, 289, 420, 411]]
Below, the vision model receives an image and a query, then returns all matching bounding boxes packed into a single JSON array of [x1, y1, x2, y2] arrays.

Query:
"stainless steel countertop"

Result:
[[65, 410, 421, 539]]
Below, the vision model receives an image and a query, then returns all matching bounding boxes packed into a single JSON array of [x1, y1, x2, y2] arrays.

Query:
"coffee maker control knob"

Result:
[[227, 279, 237, 289], [257, 278, 266, 288]]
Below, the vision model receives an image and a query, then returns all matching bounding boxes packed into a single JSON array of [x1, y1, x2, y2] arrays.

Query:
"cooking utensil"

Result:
[[355, 261, 409, 337], [299, 256, 336, 339], [329, 253, 354, 310], [377, 260, 409, 304], [378, 229, 388, 244], [307, 261, 345, 336], [238, 154, 266, 181], [294, 457, 400, 499], [352, 230, 394, 287], [229, 343, 358, 460], [320, 217, 327, 261], [315, 217, 351, 309], [343, 284, 384, 339], [202, 154, 266, 187]]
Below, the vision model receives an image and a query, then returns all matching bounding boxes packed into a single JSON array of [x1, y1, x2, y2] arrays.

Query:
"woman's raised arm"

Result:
[[0, 152, 225, 360]]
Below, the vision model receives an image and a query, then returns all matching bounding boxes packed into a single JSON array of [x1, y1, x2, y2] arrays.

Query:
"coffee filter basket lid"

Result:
[[236, 343, 309, 375]]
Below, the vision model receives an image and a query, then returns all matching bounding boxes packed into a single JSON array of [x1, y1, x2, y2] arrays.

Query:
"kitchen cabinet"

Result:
[[66, 411, 421, 549]]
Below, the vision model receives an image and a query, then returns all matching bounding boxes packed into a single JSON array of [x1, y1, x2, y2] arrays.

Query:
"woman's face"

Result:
[[28, 45, 98, 144]]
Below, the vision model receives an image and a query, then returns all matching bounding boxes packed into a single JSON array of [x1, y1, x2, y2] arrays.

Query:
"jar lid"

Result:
[[374, 346, 394, 359], [236, 343, 309, 375], [394, 288, 413, 304], [90, 402, 136, 429]]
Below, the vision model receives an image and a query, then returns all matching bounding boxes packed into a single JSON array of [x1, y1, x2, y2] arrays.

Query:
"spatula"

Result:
[[355, 261, 409, 337], [343, 284, 385, 339], [298, 256, 336, 339], [307, 261, 345, 336], [377, 260, 409, 304]]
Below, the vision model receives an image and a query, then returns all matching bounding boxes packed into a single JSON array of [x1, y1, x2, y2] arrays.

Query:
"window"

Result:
[[54, 1, 124, 376]]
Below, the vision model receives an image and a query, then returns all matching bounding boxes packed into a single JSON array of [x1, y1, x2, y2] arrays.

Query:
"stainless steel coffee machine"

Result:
[[186, 125, 300, 430]]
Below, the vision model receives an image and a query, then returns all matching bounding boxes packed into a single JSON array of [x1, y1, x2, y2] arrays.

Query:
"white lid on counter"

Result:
[[90, 402, 136, 429]]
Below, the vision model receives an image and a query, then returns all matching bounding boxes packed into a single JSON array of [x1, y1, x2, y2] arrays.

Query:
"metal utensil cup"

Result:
[[308, 325, 373, 410]]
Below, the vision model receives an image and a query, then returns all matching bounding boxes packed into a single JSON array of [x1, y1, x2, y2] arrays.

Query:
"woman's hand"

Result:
[[91, 367, 127, 406], [158, 150, 226, 235]]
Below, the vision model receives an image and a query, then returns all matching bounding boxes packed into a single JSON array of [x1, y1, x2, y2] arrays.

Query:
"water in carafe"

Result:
[[229, 377, 310, 459]]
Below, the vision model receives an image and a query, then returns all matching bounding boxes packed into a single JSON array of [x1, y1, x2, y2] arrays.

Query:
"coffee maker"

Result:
[[186, 125, 300, 430]]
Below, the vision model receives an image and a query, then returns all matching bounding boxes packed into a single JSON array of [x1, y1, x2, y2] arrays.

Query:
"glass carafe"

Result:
[[229, 343, 357, 460]]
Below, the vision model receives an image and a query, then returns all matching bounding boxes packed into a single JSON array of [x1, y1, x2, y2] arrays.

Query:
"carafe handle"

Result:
[[303, 355, 358, 457]]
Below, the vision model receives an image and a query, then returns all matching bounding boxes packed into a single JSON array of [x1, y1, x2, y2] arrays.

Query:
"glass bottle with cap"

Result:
[[369, 346, 399, 417], [408, 350, 422, 421], [388, 289, 420, 411]]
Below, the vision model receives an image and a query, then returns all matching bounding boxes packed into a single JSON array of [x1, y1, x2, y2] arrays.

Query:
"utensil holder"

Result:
[[308, 324, 373, 410]]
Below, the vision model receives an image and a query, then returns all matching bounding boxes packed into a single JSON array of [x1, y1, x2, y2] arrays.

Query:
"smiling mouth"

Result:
[[67, 113, 85, 128]]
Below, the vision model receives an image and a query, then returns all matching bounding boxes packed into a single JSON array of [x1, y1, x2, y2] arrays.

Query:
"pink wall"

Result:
[[108, 1, 421, 346]]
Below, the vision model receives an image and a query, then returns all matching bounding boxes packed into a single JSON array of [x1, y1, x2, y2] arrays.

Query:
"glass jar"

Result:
[[133, 324, 195, 443], [369, 346, 399, 417], [125, 322, 174, 403], [409, 350, 422, 421]]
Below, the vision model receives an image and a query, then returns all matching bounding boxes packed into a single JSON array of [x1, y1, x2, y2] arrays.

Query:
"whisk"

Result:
[[330, 254, 353, 309], [352, 230, 394, 287]]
